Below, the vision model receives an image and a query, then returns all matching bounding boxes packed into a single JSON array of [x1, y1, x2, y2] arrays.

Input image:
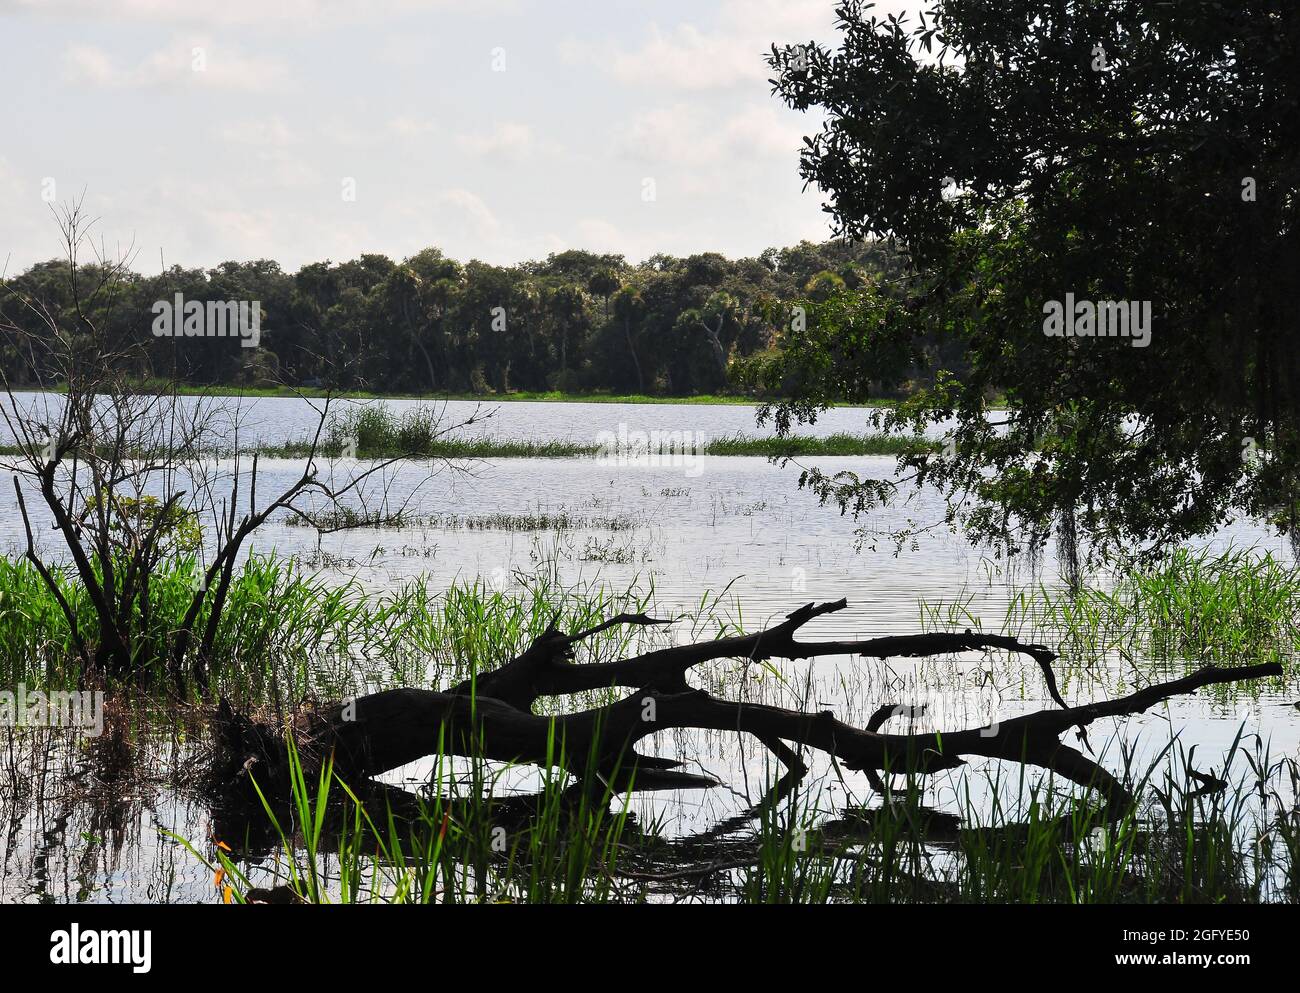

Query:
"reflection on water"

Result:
[[1, 396, 1297, 902]]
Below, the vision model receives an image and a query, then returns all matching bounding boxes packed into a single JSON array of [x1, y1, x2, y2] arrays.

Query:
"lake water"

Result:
[[1, 395, 1297, 902]]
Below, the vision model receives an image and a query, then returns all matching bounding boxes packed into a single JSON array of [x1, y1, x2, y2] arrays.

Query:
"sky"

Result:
[[0, 0, 913, 276]]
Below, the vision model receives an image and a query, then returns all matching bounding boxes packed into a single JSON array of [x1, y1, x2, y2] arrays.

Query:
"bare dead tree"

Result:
[[0, 201, 474, 691]]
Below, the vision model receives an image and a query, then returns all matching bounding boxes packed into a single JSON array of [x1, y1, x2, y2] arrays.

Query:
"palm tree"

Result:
[[588, 268, 619, 321], [611, 284, 645, 393]]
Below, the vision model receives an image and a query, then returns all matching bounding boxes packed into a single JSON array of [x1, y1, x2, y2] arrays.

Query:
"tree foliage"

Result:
[[1, 239, 908, 399], [764, 0, 1300, 563]]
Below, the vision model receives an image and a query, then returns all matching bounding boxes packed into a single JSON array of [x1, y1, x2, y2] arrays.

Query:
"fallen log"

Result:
[[207, 598, 1282, 817], [309, 663, 1278, 810]]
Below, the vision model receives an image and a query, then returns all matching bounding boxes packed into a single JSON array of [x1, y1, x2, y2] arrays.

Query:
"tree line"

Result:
[[0, 237, 930, 397]]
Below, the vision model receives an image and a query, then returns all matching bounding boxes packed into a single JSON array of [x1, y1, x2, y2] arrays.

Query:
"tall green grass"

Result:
[[176, 721, 654, 904], [175, 729, 1299, 904], [11, 542, 1300, 903], [992, 547, 1300, 672], [0, 553, 667, 706], [703, 432, 936, 457]]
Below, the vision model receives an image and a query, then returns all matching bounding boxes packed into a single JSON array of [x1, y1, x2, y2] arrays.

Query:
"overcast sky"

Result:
[[0, 0, 913, 275]]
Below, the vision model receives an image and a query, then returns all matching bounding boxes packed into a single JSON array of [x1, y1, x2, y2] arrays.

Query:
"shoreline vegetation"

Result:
[[18, 382, 900, 407], [259, 429, 934, 460], [0, 398, 936, 460], [0, 431, 935, 461]]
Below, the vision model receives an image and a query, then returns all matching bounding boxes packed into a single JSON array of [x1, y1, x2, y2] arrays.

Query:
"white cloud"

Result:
[[559, 0, 839, 92], [563, 0, 919, 92], [257, 151, 322, 188], [217, 116, 298, 146], [385, 190, 573, 265], [316, 114, 442, 147], [616, 102, 809, 169], [388, 115, 440, 138], [434, 188, 501, 239], [570, 217, 667, 262], [4, 0, 520, 28], [721, 104, 812, 158], [0, 157, 21, 203], [62, 41, 291, 92], [318, 118, 377, 147], [0, 158, 49, 275], [61, 45, 117, 86], [198, 204, 279, 248], [565, 24, 769, 91], [455, 122, 533, 158], [574, 217, 623, 249]]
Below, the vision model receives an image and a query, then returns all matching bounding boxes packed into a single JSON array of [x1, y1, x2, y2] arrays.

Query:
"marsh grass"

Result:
[[984, 548, 1300, 674], [702, 432, 935, 457], [0, 429, 930, 462], [0, 553, 665, 707], [172, 726, 1300, 904], [176, 722, 656, 904], [8, 543, 1300, 903], [283, 508, 639, 532]]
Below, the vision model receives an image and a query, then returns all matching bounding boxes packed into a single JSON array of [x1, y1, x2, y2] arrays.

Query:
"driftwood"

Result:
[[210, 598, 1283, 818]]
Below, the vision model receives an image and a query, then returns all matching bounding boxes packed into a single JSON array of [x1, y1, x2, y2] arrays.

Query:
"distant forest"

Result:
[[0, 238, 958, 399]]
